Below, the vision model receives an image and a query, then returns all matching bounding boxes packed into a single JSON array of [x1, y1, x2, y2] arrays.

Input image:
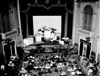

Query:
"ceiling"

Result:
[[19, 0, 74, 12]]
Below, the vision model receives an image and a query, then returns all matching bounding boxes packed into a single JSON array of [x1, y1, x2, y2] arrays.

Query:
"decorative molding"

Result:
[[1, 29, 18, 40], [80, 2, 97, 14], [20, 0, 73, 14], [21, 3, 31, 13], [77, 28, 93, 37]]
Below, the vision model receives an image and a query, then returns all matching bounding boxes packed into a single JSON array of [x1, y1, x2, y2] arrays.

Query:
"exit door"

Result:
[[79, 39, 91, 59]]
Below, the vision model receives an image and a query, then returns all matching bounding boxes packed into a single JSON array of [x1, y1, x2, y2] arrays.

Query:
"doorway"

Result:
[[3, 40, 16, 62], [79, 39, 91, 59]]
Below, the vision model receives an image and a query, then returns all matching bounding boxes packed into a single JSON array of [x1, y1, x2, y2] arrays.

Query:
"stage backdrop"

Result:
[[33, 16, 61, 35]]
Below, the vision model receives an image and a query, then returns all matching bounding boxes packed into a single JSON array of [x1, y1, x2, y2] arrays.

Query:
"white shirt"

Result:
[[88, 69, 93, 75], [61, 71, 66, 75]]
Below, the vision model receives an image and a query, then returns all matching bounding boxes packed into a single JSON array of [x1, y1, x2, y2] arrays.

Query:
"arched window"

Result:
[[82, 5, 93, 31]]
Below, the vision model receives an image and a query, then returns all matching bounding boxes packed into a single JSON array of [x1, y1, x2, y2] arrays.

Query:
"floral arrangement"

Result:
[[38, 26, 57, 34]]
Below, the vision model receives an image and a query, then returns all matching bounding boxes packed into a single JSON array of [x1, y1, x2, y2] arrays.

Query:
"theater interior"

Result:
[[0, 0, 100, 76]]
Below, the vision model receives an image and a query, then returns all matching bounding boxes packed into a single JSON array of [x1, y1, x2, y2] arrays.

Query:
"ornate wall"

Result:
[[72, 0, 100, 61], [0, 0, 22, 63]]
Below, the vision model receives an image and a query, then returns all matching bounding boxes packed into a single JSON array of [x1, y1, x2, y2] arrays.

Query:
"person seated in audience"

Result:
[[20, 67, 28, 76], [93, 62, 99, 68], [51, 63, 57, 68], [28, 55, 34, 60], [75, 69, 84, 76], [10, 55, 18, 61], [25, 62, 34, 72], [87, 62, 94, 69], [67, 64, 74, 72], [87, 67, 93, 76], [70, 43, 78, 55], [8, 61, 17, 76], [45, 63, 51, 69], [92, 66, 98, 76], [0, 65, 7, 76], [60, 71, 66, 76], [89, 57, 94, 64], [8, 61, 15, 67]]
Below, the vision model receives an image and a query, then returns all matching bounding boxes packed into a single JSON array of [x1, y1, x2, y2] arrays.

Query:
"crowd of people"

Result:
[[0, 47, 25, 76], [0, 55, 20, 76], [20, 39, 100, 76], [1, 35, 100, 76], [19, 53, 85, 76], [18, 41, 86, 76]]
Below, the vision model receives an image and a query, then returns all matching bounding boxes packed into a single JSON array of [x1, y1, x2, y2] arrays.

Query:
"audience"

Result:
[[1, 38, 100, 76], [19, 50, 86, 76]]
